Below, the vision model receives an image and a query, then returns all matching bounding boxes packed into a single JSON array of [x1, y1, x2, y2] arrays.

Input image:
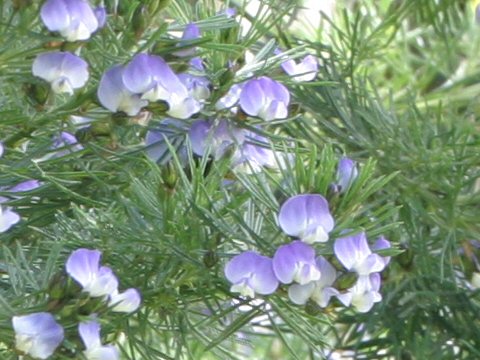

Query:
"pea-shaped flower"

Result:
[[122, 53, 201, 119], [333, 232, 386, 276], [145, 119, 189, 164], [32, 52, 88, 95], [288, 256, 339, 307], [335, 157, 358, 192], [272, 241, 321, 285], [66, 248, 118, 297], [278, 194, 335, 244], [79, 320, 119, 360], [109, 288, 142, 313], [224, 251, 279, 297], [239, 77, 290, 121], [337, 273, 382, 313], [173, 23, 201, 57], [280, 54, 318, 82], [0, 205, 20, 233], [12, 312, 64, 359], [40, 0, 103, 41], [97, 65, 148, 116]]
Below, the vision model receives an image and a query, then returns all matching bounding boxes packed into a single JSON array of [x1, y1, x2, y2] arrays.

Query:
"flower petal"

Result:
[[288, 282, 315, 305], [334, 232, 371, 271], [79, 320, 101, 349], [65, 248, 102, 289], [109, 288, 141, 313]]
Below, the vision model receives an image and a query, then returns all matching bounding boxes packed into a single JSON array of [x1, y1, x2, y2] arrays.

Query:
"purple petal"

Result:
[[225, 251, 260, 284], [12, 312, 64, 360], [189, 57, 204, 71], [8, 180, 42, 193], [216, 83, 243, 110], [316, 256, 336, 287], [249, 256, 279, 295], [334, 232, 371, 271], [63, 0, 99, 40], [261, 99, 288, 121], [373, 236, 391, 265], [272, 240, 320, 284], [79, 320, 101, 349], [97, 65, 147, 116], [166, 95, 201, 119], [145, 119, 187, 163], [0, 142, 4, 157], [0, 207, 21, 232], [239, 79, 266, 117], [336, 157, 358, 192], [278, 194, 334, 243], [109, 288, 141, 313], [281, 55, 318, 82], [188, 120, 212, 156], [173, 23, 201, 57], [94, 6, 107, 28], [66, 248, 102, 289], [40, 0, 70, 32], [257, 76, 290, 103]]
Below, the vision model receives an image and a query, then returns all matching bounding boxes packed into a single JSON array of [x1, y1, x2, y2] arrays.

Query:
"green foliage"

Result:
[[0, 0, 479, 359]]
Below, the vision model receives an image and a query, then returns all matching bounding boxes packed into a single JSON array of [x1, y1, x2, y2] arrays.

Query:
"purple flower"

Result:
[[8, 180, 41, 193], [280, 54, 318, 82], [79, 320, 119, 360], [40, 0, 101, 41], [48, 131, 84, 159], [278, 194, 335, 244], [0, 142, 4, 157], [109, 288, 141, 313], [334, 232, 386, 276], [216, 83, 243, 111], [12, 312, 64, 359], [0, 206, 21, 233], [239, 77, 290, 121], [189, 119, 244, 160], [178, 72, 211, 102], [66, 249, 118, 297], [97, 65, 148, 116], [122, 54, 200, 119], [335, 157, 358, 192], [372, 236, 391, 266], [145, 119, 188, 164], [337, 273, 382, 313], [173, 23, 201, 57], [224, 251, 279, 297], [288, 256, 339, 307], [32, 52, 88, 95], [272, 240, 321, 285]]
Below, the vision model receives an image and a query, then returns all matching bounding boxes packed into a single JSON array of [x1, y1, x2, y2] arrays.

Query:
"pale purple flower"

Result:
[[189, 119, 244, 160], [145, 119, 188, 164], [12, 312, 64, 359], [66, 249, 118, 297], [122, 53, 200, 119], [224, 251, 279, 297], [79, 320, 119, 360], [234, 130, 281, 173], [0, 142, 4, 157], [272, 240, 321, 285], [49, 131, 84, 158], [372, 236, 391, 266], [337, 273, 382, 313], [109, 288, 141, 313], [280, 54, 318, 82], [224, 8, 237, 18], [0, 206, 21, 233], [278, 194, 335, 244], [173, 23, 201, 57], [334, 232, 386, 276], [40, 0, 101, 41], [288, 256, 339, 307], [178, 73, 211, 102], [216, 83, 243, 111], [335, 157, 358, 192], [8, 180, 42, 193], [97, 65, 148, 116], [239, 77, 290, 121], [32, 52, 88, 95]]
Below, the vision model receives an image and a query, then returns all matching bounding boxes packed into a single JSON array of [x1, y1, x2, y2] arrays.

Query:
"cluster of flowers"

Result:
[[12, 248, 141, 359], [225, 159, 392, 313]]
